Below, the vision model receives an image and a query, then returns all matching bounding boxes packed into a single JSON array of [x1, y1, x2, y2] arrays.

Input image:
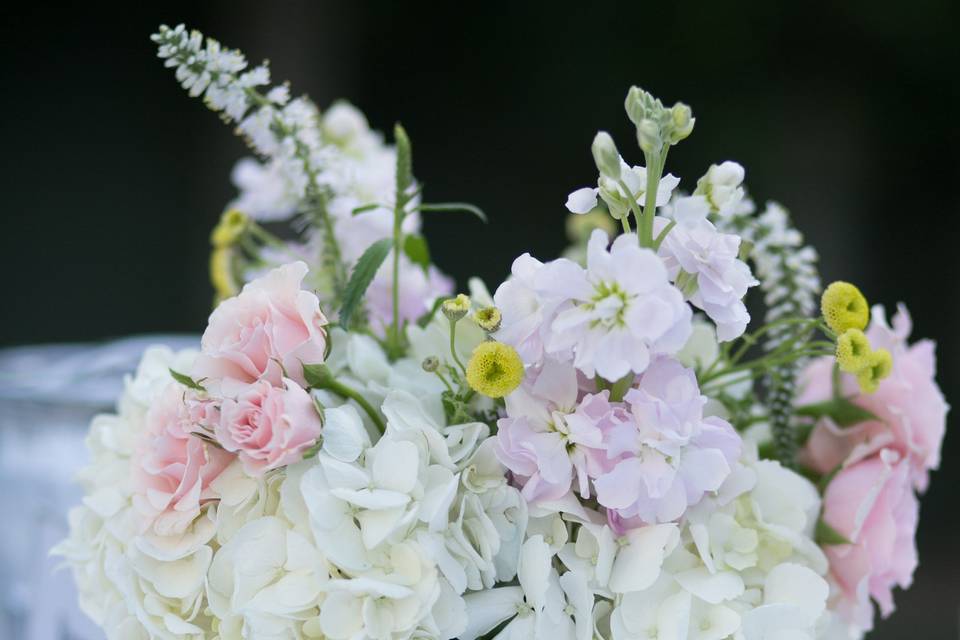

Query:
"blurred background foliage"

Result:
[[1, 2, 956, 637]]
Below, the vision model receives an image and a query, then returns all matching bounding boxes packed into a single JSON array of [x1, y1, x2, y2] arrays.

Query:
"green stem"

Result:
[[449, 319, 467, 374], [640, 146, 669, 247], [388, 200, 404, 357], [700, 347, 832, 385], [316, 378, 386, 434]]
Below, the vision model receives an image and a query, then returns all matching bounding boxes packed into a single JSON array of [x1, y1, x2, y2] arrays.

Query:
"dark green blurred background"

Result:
[[1, 1, 957, 637]]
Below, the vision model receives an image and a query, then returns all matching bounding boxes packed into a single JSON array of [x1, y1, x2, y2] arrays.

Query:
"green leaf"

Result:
[[403, 234, 431, 271], [816, 518, 852, 546], [416, 297, 445, 328], [351, 203, 383, 216], [417, 202, 488, 223], [795, 397, 880, 428], [394, 123, 413, 206], [169, 369, 204, 391], [339, 238, 392, 329], [303, 363, 335, 389]]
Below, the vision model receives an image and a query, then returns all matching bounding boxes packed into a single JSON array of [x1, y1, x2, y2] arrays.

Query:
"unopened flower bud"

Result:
[[636, 118, 662, 154], [591, 131, 621, 179], [210, 209, 249, 248], [473, 307, 503, 333], [442, 294, 471, 322], [668, 103, 695, 143], [422, 356, 440, 372]]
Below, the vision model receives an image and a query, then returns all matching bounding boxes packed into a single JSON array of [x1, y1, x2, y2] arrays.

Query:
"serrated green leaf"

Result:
[[417, 202, 488, 223], [403, 234, 431, 271], [351, 203, 383, 216], [795, 397, 880, 428], [339, 237, 392, 329], [816, 518, 852, 546], [169, 368, 204, 391]]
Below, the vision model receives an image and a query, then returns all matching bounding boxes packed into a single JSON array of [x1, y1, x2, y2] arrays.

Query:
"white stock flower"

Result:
[[566, 157, 680, 220], [228, 157, 302, 221], [695, 161, 746, 217]]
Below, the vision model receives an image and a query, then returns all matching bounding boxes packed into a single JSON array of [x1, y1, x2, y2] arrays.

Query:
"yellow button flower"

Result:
[[836, 329, 872, 374], [210, 209, 249, 248], [473, 307, 503, 333], [466, 341, 524, 398], [856, 348, 893, 394], [821, 281, 869, 334]]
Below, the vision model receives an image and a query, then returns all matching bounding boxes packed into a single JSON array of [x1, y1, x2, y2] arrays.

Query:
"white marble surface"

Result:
[[0, 335, 198, 640]]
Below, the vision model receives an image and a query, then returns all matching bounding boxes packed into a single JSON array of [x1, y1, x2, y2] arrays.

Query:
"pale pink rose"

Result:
[[131, 384, 233, 537], [193, 261, 328, 388], [822, 449, 919, 632], [799, 304, 948, 491], [216, 377, 323, 475]]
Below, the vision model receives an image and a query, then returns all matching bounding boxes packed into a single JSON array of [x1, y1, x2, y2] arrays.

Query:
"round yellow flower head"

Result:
[[442, 294, 472, 322], [821, 281, 869, 334], [473, 307, 503, 333], [210, 209, 249, 248], [466, 341, 524, 398], [835, 329, 872, 374], [856, 348, 893, 394], [210, 247, 239, 303]]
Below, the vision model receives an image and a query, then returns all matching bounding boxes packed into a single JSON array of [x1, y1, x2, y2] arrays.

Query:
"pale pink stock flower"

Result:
[[821, 449, 919, 633], [594, 357, 741, 529], [494, 359, 629, 502], [192, 261, 328, 388], [217, 377, 324, 475], [131, 384, 233, 537], [655, 201, 757, 341], [800, 304, 948, 491], [543, 230, 692, 380]]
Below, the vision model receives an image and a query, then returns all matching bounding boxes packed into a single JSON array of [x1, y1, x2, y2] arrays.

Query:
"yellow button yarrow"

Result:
[[835, 329, 872, 374], [442, 294, 472, 322], [856, 348, 893, 394], [210, 247, 239, 303], [473, 306, 503, 333], [211, 209, 249, 248], [466, 341, 524, 398], [821, 281, 869, 334]]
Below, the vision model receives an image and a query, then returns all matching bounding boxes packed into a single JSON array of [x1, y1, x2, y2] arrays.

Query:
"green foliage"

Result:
[[339, 238, 392, 329]]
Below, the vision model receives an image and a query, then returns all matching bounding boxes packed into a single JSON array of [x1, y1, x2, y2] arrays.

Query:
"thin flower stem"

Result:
[[316, 377, 386, 434], [449, 320, 467, 374]]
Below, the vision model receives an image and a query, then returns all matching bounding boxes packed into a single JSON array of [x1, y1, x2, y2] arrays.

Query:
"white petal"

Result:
[[566, 187, 599, 214], [608, 524, 678, 593], [461, 587, 524, 640]]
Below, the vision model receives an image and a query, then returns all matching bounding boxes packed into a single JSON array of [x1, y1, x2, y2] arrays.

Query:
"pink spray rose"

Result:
[[821, 448, 919, 632], [799, 304, 948, 491], [132, 384, 233, 537], [192, 261, 328, 388], [217, 378, 323, 475]]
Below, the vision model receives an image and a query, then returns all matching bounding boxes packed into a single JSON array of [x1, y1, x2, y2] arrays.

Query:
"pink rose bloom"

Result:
[[822, 449, 919, 632], [193, 261, 328, 388], [132, 384, 233, 537], [217, 377, 323, 475], [494, 359, 629, 502], [594, 357, 741, 529], [799, 304, 948, 491]]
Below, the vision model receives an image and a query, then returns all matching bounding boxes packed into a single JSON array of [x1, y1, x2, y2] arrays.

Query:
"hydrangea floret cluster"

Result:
[[56, 24, 948, 640]]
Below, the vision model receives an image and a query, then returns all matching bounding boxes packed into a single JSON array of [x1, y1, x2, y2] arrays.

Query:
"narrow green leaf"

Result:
[[417, 202, 488, 223], [169, 369, 204, 391], [416, 297, 445, 328], [351, 203, 383, 216], [394, 123, 413, 204], [795, 397, 880, 428], [338, 238, 392, 329], [403, 234, 431, 271], [816, 518, 852, 546]]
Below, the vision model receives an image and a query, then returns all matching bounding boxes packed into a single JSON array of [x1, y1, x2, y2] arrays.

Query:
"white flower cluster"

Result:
[[58, 25, 939, 640]]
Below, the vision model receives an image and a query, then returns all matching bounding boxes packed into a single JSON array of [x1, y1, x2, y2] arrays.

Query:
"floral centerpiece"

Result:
[[55, 24, 948, 640]]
